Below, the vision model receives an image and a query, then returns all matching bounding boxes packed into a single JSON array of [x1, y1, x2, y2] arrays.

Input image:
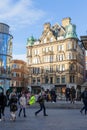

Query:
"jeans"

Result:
[[35, 103, 47, 115], [18, 107, 26, 116]]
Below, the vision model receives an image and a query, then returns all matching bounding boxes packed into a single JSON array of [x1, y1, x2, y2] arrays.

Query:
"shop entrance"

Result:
[[55, 85, 66, 100]]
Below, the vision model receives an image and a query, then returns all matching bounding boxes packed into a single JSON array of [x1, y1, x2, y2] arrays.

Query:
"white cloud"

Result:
[[13, 54, 27, 62], [0, 0, 45, 28]]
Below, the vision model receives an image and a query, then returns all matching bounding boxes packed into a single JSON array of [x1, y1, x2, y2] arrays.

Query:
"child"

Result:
[[18, 93, 27, 117]]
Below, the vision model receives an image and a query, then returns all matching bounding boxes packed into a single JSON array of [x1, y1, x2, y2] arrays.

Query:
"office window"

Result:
[[70, 75, 75, 83], [58, 45, 64, 51], [61, 75, 65, 83], [67, 42, 72, 50], [56, 76, 60, 83], [50, 77, 53, 84]]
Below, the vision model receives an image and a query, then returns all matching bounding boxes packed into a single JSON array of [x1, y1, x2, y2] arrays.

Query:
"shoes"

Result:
[[24, 115, 26, 117], [2, 117, 5, 121], [35, 112, 37, 116], [18, 114, 20, 117], [80, 110, 82, 114], [10, 118, 16, 121], [44, 114, 48, 116]]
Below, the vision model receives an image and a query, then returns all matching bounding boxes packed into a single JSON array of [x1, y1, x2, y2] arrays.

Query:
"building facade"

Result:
[[10, 60, 28, 92], [26, 18, 85, 98], [0, 23, 13, 93]]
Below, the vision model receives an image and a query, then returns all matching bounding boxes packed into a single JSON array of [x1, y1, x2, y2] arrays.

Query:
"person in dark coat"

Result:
[[65, 87, 70, 101], [0, 92, 7, 121], [35, 91, 48, 116], [50, 89, 57, 102], [9, 89, 18, 121], [70, 86, 76, 104], [80, 87, 87, 115]]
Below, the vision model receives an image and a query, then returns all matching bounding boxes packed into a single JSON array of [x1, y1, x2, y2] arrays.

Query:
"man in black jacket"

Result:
[[80, 87, 87, 114], [35, 91, 48, 116]]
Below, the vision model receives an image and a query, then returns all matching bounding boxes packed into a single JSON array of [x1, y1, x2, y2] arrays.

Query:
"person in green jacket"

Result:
[[29, 94, 36, 105]]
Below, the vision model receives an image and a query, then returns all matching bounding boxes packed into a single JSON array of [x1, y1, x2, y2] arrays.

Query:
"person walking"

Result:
[[80, 87, 87, 115], [0, 91, 7, 121], [35, 91, 48, 116], [70, 86, 76, 104], [18, 93, 27, 117], [9, 89, 18, 121], [65, 87, 70, 102], [29, 94, 36, 105]]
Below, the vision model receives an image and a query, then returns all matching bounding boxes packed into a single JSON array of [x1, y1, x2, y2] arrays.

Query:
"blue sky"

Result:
[[0, 0, 87, 61]]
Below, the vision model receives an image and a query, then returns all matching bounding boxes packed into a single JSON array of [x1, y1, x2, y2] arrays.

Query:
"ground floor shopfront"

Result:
[[30, 83, 81, 101]]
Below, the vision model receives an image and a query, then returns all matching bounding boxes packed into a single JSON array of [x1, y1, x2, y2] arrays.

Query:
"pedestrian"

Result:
[[0, 91, 7, 121], [70, 86, 76, 104], [9, 89, 18, 121], [35, 91, 48, 116], [18, 93, 27, 117], [65, 87, 70, 102], [29, 94, 36, 105], [50, 89, 57, 103], [80, 87, 87, 115]]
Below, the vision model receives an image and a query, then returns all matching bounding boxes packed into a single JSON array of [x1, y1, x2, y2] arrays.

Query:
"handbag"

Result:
[[10, 103, 18, 111]]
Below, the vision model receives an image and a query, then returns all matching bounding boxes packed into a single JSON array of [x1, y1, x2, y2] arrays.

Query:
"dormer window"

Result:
[[50, 37, 53, 42], [43, 38, 46, 43]]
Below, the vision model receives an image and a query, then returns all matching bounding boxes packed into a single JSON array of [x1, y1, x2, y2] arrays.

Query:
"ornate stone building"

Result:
[[26, 17, 85, 97], [10, 60, 28, 92]]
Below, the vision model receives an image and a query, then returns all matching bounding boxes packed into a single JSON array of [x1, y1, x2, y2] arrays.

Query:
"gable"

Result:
[[40, 30, 56, 44]]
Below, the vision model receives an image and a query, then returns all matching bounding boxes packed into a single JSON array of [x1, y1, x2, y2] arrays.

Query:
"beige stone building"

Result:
[[81, 55, 87, 91], [10, 60, 28, 92], [26, 17, 85, 98]]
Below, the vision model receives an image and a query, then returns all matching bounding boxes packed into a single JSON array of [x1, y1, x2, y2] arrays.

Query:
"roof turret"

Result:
[[65, 23, 78, 39], [26, 36, 35, 46]]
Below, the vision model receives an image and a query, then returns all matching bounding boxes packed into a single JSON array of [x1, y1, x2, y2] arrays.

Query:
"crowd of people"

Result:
[[0, 86, 87, 122], [0, 88, 27, 121], [0, 88, 49, 122]]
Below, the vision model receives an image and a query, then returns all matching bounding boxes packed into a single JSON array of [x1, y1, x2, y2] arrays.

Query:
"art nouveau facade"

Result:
[[26, 18, 85, 97]]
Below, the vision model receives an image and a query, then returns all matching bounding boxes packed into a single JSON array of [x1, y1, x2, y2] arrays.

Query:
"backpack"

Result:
[[10, 103, 18, 112], [37, 95, 43, 102]]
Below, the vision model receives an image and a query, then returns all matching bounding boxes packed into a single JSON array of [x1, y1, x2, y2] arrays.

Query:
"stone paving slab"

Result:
[[29, 101, 83, 109], [0, 106, 87, 130]]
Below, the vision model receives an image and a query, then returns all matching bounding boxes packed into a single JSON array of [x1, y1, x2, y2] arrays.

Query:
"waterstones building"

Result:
[[26, 17, 85, 99], [0, 23, 13, 93]]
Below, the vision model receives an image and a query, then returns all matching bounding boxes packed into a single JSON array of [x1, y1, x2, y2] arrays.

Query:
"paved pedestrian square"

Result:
[[0, 107, 87, 130]]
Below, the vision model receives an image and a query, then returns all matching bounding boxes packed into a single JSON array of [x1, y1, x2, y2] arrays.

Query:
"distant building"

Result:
[[0, 23, 13, 93], [26, 17, 85, 98], [10, 59, 28, 92]]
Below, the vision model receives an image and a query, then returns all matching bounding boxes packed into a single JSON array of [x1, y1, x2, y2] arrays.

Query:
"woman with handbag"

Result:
[[9, 89, 18, 121]]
